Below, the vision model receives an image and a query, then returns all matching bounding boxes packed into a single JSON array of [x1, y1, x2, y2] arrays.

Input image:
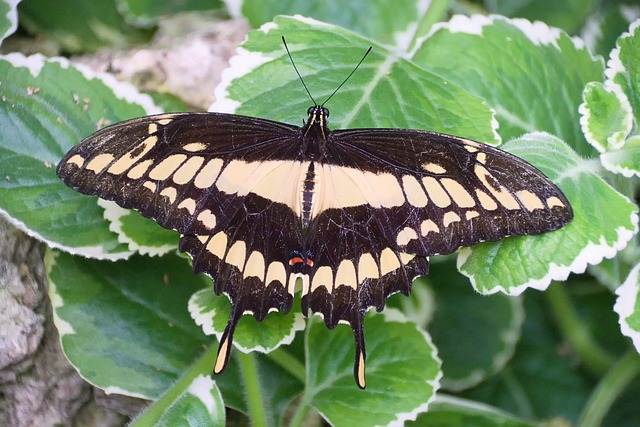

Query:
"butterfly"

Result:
[[56, 39, 573, 389]]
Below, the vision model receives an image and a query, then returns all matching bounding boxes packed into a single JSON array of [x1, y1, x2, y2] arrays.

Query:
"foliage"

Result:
[[1, 0, 640, 426]]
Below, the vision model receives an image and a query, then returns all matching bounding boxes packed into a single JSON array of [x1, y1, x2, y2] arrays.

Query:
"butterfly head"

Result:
[[307, 105, 329, 125]]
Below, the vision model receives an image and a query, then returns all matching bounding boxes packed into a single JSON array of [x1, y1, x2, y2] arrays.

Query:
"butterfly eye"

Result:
[[323, 107, 329, 118], [307, 106, 315, 116]]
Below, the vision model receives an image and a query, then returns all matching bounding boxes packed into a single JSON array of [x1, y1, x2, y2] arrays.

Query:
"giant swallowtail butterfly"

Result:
[[57, 40, 573, 389]]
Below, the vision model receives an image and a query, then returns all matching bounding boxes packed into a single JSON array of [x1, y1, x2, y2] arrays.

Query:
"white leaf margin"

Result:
[[98, 199, 177, 257], [1, 52, 162, 260], [578, 81, 633, 153], [458, 132, 639, 297], [420, 14, 598, 61], [188, 288, 306, 354], [614, 264, 640, 352], [0, 0, 20, 46]]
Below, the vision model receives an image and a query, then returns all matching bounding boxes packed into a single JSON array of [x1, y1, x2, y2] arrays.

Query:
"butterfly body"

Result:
[[58, 104, 572, 388]]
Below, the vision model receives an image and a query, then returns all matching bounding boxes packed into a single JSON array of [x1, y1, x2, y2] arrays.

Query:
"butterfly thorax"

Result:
[[297, 105, 332, 229]]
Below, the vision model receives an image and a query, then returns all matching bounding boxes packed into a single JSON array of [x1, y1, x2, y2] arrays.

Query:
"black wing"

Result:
[[57, 112, 308, 374], [298, 128, 572, 387]]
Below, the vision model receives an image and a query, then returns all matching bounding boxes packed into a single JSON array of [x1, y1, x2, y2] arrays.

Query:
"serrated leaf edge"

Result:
[[98, 199, 176, 256], [0, 0, 21, 45], [188, 289, 306, 354], [614, 263, 640, 352]]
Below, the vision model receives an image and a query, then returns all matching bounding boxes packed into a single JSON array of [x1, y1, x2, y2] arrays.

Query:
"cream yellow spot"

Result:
[[159, 187, 177, 203], [265, 261, 287, 286], [422, 177, 451, 208], [148, 123, 158, 134], [465, 145, 478, 153], [173, 156, 205, 185], [421, 219, 439, 235], [197, 209, 216, 229], [516, 190, 544, 212], [465, 210, 480, 220], [177, 198, 196, 214], [157, 118, 172, 125], [546, 196, 565, 208], [475, 164, 519, 210], [183, 142, 208, 152], [380, 248, 400, 276], [108, 136, 158, 175], [66, 154, 85, 168], [206, 231, 228, 258], [399, 252, 415, 265], [423, 162, 447, 174], [475, 189, 498, 210], [148, 154, 187, 180], [335, 260, 357, 289], [126, 159, 153, 179], [402, 175, 428, 207], [476, 152, 487, 164], [311, 266, 333, 292], [358, 253, 379, 280], [225, 240, 246, 269], [443, 211, 461, 227], [194, 158, 224, 189], [244, 251, 266, 279], [441, 178, 475, 208], [143, 181, 157, 192], [396, 227, 418, 246], [86, 153, 115, 173], [214, 336, 229, 374]]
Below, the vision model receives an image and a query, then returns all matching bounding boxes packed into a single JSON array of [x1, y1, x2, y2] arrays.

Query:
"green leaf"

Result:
[[609, 19, 640, 127], [583, 4, 640, 57], [408, 395, 536, 427], [143, 376, 226, 427], [188, 288, 305, 354], [0, 53, 162, 259], [458, 132, 639, 294], [485, 0, 597, 34], [230, 1, 425, 44], [100, 200, 179, 256], [614, 264, 640, 352], [18, 0, 152, 53], [45, 249, 209, 398], [212, 15, 499, 145], [580, 81, 632, 152], [583, 19, 640, 178], [426, 260, 523, 391], [601, 135, 640, 177], [116, 0, 223, 27], [413, 15, 604, 154], [297, 311, 441, 426], [0, 0, 20, 45], [459, 291, 595, 422]]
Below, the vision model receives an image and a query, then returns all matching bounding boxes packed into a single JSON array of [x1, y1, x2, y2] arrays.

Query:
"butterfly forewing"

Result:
[[57, 106, 572, 389]]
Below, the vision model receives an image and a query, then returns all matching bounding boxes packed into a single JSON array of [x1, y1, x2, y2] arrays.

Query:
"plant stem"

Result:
[[131, 344, 216, 426], [545, 283, 615, 376], [578, 352, 640, 427], [268, 348, 306, 383], [410, 0, 450, 52], [288, 396, 312, 427], [238, 352, 269, 427]]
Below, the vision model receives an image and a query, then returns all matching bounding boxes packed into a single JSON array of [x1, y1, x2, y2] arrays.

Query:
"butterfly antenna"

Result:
[[321, 45, 372, 107], [282, 36, 317, 106]]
